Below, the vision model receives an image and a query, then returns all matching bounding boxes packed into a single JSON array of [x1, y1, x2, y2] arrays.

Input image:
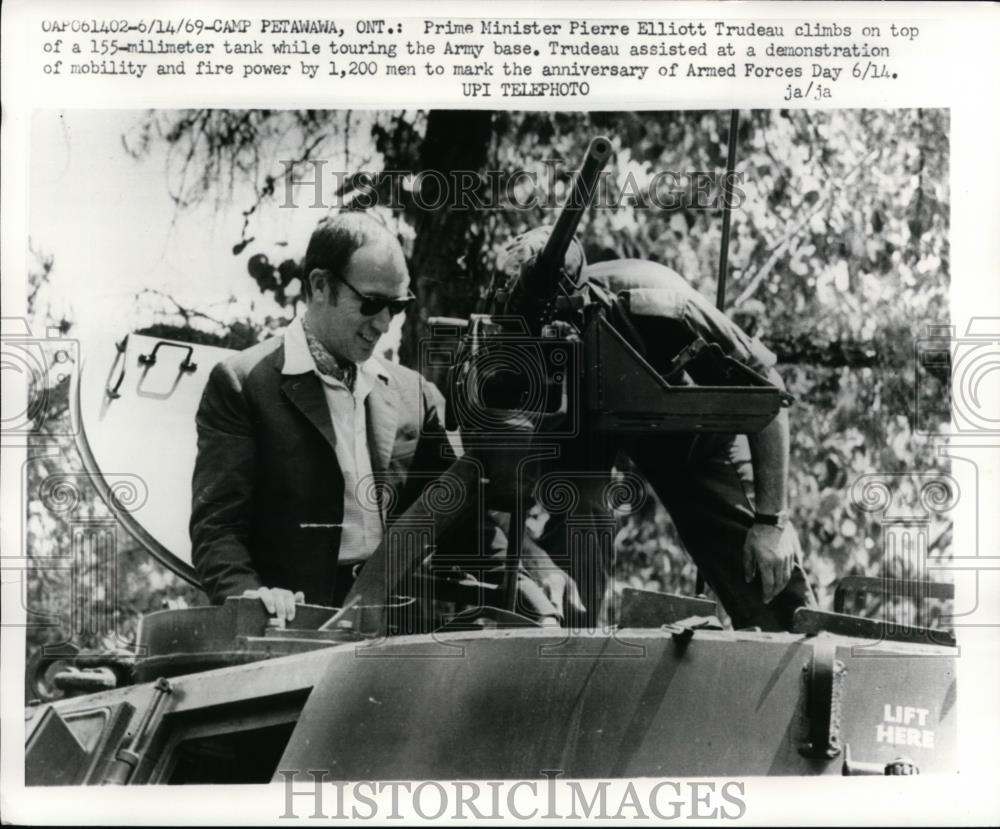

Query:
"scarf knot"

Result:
[[301, 316, 357, 392]]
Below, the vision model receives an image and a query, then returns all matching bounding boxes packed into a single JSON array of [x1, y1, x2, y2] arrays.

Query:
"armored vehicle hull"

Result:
[[26, 599, 956, 784]]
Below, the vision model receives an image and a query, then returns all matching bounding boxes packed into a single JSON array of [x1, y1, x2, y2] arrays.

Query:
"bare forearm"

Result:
[[746, 370, 789, 514]]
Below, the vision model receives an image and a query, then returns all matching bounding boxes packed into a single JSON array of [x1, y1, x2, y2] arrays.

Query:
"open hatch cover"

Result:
[[75, 333, 236, 584]]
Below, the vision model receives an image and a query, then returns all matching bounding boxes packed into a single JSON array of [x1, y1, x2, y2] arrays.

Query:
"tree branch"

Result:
[[733, 145, 880, 308], [136, 288, 228, 328]]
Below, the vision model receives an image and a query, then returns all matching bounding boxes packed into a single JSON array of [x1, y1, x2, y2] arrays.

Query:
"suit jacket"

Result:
[[190, 333, 454, 605]]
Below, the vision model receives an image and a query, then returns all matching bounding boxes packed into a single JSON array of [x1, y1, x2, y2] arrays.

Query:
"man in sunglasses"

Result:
[[192, 212, 565, 624]]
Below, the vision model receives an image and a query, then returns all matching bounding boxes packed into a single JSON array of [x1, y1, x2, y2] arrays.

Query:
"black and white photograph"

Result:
[[2, 2, 999, 825], [20, 105, 957, 775]]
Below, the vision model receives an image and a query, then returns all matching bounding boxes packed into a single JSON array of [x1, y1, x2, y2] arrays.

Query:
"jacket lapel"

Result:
[[280, 373, 338, 453], [366, 374, 398, 475]]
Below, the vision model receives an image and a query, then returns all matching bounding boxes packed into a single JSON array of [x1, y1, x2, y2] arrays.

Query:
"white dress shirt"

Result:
[[282, 317, 386, 563]]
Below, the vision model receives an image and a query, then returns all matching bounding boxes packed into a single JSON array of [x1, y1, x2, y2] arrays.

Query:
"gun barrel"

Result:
[[525, 135, 614, 301]]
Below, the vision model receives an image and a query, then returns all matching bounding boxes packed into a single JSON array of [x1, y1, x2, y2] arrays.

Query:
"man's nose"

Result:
[[371, 307, 392, 333]]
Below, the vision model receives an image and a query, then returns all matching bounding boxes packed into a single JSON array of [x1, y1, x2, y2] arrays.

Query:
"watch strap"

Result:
[[753, 511, 788, 527]]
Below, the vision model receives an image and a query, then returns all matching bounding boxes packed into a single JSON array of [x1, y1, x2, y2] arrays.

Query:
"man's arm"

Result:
[[743, 367, 795, 603], [518, 530, 586, 620], [191, 362, 306, 621], [190, 364, 263, 597], [484, 509, 583, 622]]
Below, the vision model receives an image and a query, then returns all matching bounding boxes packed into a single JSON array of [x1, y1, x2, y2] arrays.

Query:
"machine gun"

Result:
[[326, 135, 789, 632]]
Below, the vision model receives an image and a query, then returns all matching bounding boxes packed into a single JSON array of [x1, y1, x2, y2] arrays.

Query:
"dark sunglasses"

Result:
[[330, 272, 414, 317]]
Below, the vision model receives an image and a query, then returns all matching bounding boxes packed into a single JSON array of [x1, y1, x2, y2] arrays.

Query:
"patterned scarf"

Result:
[[301, 315, 357, 392]]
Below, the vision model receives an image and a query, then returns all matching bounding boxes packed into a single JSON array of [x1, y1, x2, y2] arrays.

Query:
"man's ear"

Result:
[[308, 269, 330, 303]]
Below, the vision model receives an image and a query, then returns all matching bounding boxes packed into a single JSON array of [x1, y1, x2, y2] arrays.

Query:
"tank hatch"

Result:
[[75, 332, 236, 582]]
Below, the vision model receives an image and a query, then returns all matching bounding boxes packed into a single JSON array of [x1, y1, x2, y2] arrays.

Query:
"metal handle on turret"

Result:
[[138, 341, 198, 373]]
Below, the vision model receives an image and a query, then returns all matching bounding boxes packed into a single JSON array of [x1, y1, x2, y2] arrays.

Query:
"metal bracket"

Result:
[[799, 640, 846, 760], [662, 615, 723, 653], [105, 337, 128, 399], [834, 575, 954, 626], [793, 606, 956, 648], [101, 676, 173, 785], [618, 588, 718, 628], [842, 744, 920, 776], [663, 337, 715, 380]]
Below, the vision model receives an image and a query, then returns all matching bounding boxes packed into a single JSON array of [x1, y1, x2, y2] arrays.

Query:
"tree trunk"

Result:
[[399, 110, 496, 385]]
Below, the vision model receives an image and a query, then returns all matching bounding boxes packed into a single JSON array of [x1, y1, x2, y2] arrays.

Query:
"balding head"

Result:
[[302, 212, 404, 302]]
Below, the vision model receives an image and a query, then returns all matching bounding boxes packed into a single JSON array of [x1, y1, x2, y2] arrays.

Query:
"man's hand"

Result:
[[742, 524, 795, 604], [532, 567, 587, 620], [518, 536, 587, 621], [514, 575, 561, 627], [243, 587, 305, 623]]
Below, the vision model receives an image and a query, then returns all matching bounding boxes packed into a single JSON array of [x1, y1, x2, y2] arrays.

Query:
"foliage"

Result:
[[23, 250, 203, 694]]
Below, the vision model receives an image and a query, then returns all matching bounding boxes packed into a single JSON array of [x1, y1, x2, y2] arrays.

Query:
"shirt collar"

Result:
[[282, 316, 390, 384]]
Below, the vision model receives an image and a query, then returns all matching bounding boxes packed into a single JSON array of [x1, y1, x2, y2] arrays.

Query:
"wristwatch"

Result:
[[753, 510, 789, 530]]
